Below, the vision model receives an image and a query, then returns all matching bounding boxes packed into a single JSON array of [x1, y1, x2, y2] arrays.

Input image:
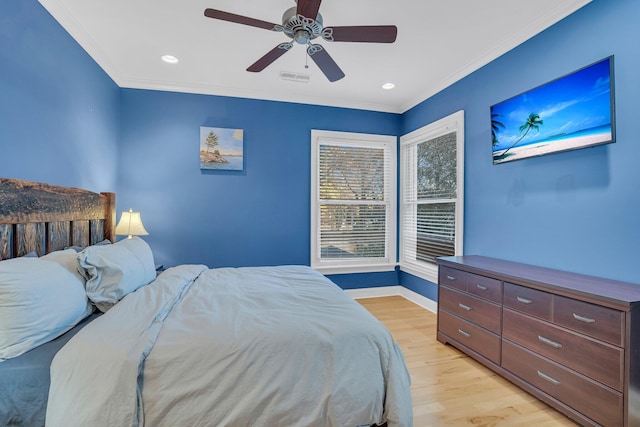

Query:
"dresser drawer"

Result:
[[502, 340, 622, 427], [465, 273, 502, 304], [503, 282, 552, 321], [439, 266, 502, 303], [439, 286, 501, 334], [439, 266, 467, 292], [554, 295, 624, 347], [439, 310, 501, 364], [438, 286, 502, 334], [503, 308, 623, 391]]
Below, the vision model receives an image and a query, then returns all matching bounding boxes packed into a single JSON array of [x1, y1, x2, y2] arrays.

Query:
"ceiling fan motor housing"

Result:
[[281, 6, 323, 44]]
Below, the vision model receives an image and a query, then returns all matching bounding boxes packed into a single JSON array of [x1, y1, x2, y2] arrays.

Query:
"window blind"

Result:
[[318, 144, 387, 259]]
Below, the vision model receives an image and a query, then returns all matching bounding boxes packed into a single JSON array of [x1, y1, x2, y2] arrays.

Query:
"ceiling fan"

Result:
[[204, 0, 397, 82]]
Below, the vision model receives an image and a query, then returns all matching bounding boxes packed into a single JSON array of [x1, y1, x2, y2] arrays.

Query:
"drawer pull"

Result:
[[446, 275, 456, 281], [573, 313, 596, 324], [538, 335, 562, 349], [457, 328, 471, 338], [516, 296, 533, 304], [537, 370, 561, 386], [458, 303, 472, 311], [475, 284, 488, 291]]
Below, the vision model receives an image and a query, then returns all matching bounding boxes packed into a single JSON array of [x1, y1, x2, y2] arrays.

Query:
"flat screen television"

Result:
[[491, 56, 615, 165]]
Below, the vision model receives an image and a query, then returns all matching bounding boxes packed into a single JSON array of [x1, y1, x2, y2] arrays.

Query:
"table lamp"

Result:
[[115, 208, 149, 239]]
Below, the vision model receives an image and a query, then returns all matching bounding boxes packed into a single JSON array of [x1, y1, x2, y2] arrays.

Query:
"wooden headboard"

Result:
[[0, 178, 116, 260]]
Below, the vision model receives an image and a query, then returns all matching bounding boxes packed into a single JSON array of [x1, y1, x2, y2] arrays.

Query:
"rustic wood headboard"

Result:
[[0, 178, 116, 260]]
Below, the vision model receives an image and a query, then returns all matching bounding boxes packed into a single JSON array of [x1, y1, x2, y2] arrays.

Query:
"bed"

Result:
[[0, 178, 413, 427]]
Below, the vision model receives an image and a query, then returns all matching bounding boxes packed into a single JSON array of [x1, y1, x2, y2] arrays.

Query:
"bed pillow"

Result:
[[42, 248, 88, 285], [65, 239, 112, 253], [77, 236, 156, 312], [0, 257, 94, 362]]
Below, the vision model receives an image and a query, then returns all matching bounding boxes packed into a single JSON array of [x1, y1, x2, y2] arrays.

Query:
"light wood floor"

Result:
[[358, 296, 578, 427]]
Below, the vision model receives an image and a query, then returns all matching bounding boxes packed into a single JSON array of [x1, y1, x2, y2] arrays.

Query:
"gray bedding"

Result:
[[0, 313, 100, 427], [47, 265, 413, 427]]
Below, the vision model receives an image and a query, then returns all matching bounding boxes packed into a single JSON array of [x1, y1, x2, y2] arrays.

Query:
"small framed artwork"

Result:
[[200, 127, 244, 170]]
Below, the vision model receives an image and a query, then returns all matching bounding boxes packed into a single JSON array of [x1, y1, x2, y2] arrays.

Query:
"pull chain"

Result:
[[305, 44, 309, 69]]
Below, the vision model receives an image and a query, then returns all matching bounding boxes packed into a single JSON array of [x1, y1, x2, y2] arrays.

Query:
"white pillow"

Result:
[[0, 257, 93, 362], [77, 236, 156, 312], [42, 248, 87, 284]]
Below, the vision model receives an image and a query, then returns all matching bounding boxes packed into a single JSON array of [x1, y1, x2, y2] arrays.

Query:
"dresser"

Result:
[[436, 255, 640, 427]]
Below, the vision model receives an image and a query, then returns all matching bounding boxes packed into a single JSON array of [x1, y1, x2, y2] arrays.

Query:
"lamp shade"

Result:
[[115, 209, 149, 239]]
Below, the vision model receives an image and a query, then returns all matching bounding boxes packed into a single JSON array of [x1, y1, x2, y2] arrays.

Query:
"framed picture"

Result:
[[491, 56, 615, 165], [200, 127, 244, 170]]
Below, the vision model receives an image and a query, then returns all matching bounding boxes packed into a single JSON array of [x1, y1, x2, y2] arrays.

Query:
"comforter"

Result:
[[46, 265, 412, 427]]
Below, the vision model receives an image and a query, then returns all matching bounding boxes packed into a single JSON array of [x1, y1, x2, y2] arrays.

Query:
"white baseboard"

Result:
[[345, 286, 437, 314], [344, 286, 404, 299]]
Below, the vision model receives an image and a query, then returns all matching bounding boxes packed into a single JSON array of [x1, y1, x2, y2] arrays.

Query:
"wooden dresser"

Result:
[[436, 255, 640, 427]]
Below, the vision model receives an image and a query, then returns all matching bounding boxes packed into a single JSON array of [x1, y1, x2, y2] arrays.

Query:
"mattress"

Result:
[[0, 312, 100, 427]]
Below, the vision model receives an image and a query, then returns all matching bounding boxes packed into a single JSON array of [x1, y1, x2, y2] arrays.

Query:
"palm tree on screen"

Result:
[[496, 113, 543, 158], [491, 113, 505, 147]]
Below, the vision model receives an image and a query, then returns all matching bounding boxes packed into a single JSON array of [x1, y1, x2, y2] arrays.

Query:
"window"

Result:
[[311, 130, 396, 274], [400, 111, 464, 283]]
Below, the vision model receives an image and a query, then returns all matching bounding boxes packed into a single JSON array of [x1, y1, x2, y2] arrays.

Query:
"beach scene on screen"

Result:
[[491, 58, 613, 165]]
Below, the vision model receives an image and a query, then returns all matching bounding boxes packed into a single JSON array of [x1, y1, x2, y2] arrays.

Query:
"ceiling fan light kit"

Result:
[[204, 0, 397, 82]]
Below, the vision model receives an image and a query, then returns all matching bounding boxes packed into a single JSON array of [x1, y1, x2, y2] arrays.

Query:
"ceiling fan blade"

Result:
[[322, 26, 397, 43], [307, 44, 345, 82], [296, 0, 322, 20], [204, 8, 280, 31], [247, 43, 293, 72]]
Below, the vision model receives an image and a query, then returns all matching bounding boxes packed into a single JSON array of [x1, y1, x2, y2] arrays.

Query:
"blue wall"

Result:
[[0, 0, 119, 192], [402, 0, 640, 298], [5, 0, 640, 297], [118, 89, 400, 289]]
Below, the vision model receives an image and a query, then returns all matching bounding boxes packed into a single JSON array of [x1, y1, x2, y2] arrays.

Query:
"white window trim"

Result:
[[311, 129, 397, 275], [399, 110, 464, 284]]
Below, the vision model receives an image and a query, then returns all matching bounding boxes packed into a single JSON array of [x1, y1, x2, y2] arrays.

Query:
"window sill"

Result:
[[313, 263, 398, 275]]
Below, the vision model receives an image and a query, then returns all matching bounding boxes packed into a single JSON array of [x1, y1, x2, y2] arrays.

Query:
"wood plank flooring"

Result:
[[358, 296, 578, 427]]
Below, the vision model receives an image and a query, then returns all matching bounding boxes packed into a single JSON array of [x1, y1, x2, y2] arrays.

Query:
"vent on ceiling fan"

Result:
[[204, 0, 397, 82]]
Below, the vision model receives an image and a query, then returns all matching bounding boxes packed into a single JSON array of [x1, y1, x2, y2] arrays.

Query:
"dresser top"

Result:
[[437, 255, 640, 309]]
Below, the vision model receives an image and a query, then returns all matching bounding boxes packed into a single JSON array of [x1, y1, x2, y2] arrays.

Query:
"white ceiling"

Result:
[[38, 0, 592, 113]]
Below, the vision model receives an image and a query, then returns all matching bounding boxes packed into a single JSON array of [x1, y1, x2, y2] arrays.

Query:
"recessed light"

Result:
[[382, 82, 395, 90], [161, 55, 179, 64]]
